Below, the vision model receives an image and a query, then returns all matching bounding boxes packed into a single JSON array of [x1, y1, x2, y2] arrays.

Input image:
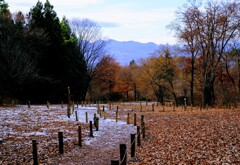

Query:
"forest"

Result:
[[1, 0, 240, 108]]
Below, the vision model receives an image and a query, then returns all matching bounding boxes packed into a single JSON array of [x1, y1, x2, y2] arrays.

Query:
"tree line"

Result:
[[1, 0, 240, 108], [87, 0, 240, 108], [0, 0, 106, 104]]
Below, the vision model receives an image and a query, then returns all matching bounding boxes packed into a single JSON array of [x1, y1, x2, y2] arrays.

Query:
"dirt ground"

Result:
[[0, 103, 240, 164]]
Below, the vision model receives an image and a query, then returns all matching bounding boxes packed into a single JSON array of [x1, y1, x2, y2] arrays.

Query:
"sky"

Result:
[[7, 0, 188, 44]]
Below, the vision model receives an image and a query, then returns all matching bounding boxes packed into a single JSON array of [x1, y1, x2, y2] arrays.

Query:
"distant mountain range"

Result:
[[105, 39, 159, 65]]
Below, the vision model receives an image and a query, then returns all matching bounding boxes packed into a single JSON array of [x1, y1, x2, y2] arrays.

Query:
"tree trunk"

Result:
[[190, 57, 195, 106], [203, 77, 215, 107]]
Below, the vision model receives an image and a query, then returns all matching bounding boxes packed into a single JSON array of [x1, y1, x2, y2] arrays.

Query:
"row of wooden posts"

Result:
[[31, 109, 146, 165], [111, 115, 145, 165]]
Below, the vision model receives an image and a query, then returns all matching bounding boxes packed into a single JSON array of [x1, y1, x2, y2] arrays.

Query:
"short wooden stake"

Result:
[[141, 115, 145, 138], [120, 144, 127, 165], [131, 134, 136, 157], [61, 101, 64, 108], [134, 113, 136, 126], [47, 101, 50, 109], [78, 125, 82, 147], [28, 100, 31, 108], [67, 86, 71, 108], [127, 113, 130, 124], [75, 111, 78, 121], [86, 112, 88, 123], [94, 113, 97, 126], [97, 105, 100, 114], [111, 160, 119, 165], [58, 132, 64, 154], [96, 117, 99, 131], [32, 140, 38, 165], [117, 105, 118, 111], [116, 111, 118, 122], [72, 103, 75, 114], [90, 121, 93, 137], [67, 106, 71, 118], [137, 126, 141, 146], [104, 112, 106, 119], [100, 109, 102, 118], [103, 105, 105, 112]]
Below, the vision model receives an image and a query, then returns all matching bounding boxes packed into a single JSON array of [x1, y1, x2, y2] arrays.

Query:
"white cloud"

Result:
[[7, 0, 178, 44]]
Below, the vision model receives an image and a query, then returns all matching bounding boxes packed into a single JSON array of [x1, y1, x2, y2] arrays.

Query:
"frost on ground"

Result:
[[0, 105, 136, 165]]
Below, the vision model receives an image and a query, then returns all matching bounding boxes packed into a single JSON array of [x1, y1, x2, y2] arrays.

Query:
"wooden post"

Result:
[[117, 105, 118, 112], [120, 144, 127, 165], [104, 112, 106, 119], [137, 126, 141, 146], [90, 121, 93, 137], [97, 105, 100, 114], [152, 103, 154, 111], [94, 113, 97, 126], [96, 117, 99, 131], [111, 160, 119, 165], [32, 140, 38, 165], [116, 111, 118, 122], [84, 112, 88, 123], [131, 134, 136, 157], [75, 111, 78, 121], [28, 100, 31, 108], [134, 113, 136, 126], [78, 125, 82, 147], [58, 132, 64, 154], [127, 113, 130, 124], [61, 101, 64, 108], [67, 86, 71, 108], [141, 115, 145, 138], [72, 103, 75, 114], [109, 103, 112, 110], [103, 105, 105, 112], [100, 109, 102, 118], [67, 106, 71, 118], [47, 101, 50, 109]]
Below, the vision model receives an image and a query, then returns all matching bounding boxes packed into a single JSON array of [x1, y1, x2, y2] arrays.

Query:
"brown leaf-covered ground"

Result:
[[128, 106, 240, 164], [0, 103, 240, 164]]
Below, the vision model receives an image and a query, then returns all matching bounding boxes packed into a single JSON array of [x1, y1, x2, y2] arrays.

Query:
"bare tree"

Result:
[[169, 0, 240, 107], [69, 18, 108, 100], [169, 1, 201, 106]]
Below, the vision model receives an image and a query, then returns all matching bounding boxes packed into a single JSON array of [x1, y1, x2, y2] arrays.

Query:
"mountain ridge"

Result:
[[105, 39, 159, 65]]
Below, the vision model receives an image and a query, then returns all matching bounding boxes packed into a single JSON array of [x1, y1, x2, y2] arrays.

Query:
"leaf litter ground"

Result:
[[0, 104, 240, 164]]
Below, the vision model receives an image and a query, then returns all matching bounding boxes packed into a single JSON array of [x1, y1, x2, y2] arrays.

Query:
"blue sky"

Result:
[[7, 0, 187, 44]]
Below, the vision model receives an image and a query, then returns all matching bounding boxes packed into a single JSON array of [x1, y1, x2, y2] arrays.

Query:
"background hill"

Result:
[[105, 39, 159, 65]]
